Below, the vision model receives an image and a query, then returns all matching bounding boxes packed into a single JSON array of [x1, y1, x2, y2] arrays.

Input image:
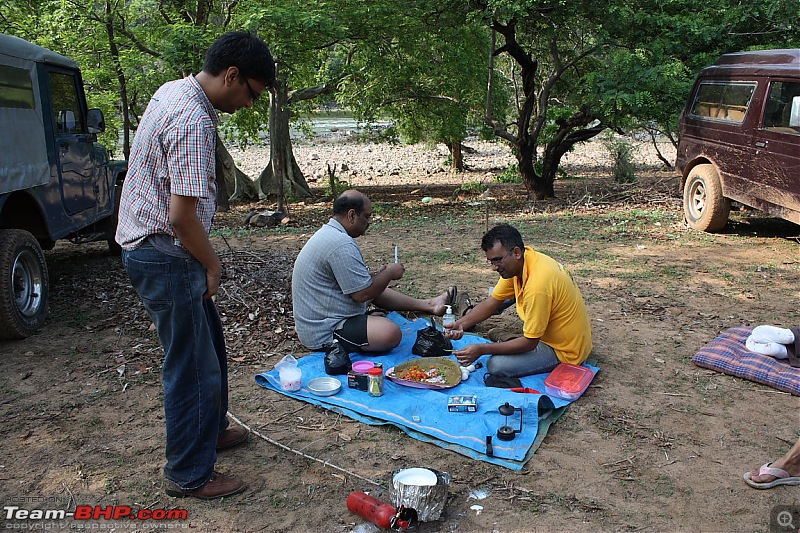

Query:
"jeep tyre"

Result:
[[683, 164, 731, 232], [0, 229, 49, 339]]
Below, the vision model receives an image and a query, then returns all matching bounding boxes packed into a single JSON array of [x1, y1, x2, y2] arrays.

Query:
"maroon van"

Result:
[[676, 49, 800, 232]]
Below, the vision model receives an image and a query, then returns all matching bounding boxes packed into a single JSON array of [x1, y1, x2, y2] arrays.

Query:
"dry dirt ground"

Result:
[[1, 139, 799, 533]]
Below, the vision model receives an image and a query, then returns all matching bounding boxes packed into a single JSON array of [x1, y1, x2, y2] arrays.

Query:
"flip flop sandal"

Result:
[[456, 293, 473, 317], [743, 463, 800, 489], [446, 286, 458, 308], [485, 327, 518, 343], [458, 295, 477, 332]]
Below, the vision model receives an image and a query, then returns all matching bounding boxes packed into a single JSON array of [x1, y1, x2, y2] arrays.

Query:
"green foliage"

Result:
[[602, 135, 637, 183], [351, 125, 400, 144], [337, 4, 494, 152], [586, 0, 800, 134], [495, 163, 521, 184], [580, 49, 692, 134], [459, 181, 488, 194], [3, 0, 798, 183], [160, 25, 214, 76], [323, 176, 350, 197], [441, 153, 453, 169]]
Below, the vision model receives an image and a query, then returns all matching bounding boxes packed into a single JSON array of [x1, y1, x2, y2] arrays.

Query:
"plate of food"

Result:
[[386, 357, 462, 389]]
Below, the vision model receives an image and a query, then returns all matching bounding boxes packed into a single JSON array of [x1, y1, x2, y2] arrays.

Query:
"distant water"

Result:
[[121, 117, 393, 146], [291, 117, 393, 136]]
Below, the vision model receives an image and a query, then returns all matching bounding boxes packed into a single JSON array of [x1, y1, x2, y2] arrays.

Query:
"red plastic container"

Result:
[[544, 363, 593, 400]]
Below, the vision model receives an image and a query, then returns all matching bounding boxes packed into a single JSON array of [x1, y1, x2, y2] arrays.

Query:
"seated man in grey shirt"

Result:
[[292, 189, 450, 353]]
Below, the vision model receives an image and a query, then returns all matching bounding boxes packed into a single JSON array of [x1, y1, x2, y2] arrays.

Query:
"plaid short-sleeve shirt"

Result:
[[115, 75, 219, 250]]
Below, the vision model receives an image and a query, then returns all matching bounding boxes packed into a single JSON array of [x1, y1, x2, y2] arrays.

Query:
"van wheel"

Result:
[[683, 164, 731, 232], [0, 229, 49, 339]]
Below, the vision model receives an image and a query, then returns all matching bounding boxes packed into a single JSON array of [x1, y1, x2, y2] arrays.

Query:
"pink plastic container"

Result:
[[544, 363, 593, 400], [352, 361, 375, 374]]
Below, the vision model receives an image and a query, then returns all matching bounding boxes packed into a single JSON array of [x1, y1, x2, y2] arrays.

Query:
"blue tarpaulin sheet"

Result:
[[255, 313, 598, 470]]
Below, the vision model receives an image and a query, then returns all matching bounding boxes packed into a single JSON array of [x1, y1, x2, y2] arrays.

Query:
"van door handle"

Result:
[[755, 141, 767, 147]]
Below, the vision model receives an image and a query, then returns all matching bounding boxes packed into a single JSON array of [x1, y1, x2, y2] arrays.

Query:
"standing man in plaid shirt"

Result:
[[115, 31, 274, 500]]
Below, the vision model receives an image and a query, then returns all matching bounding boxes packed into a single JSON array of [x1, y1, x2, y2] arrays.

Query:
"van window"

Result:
[[689, 81, 756, 123], [48, 71, 84, 134], [762, 81, 800, 134], [0, 65, 35, 109]]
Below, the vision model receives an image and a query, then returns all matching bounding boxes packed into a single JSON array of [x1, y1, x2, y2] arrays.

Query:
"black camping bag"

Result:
[[412, 317, 453, 357]]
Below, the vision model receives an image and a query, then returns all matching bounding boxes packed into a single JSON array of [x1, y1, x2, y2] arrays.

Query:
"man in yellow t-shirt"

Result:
[[445, 224, 592, 377]]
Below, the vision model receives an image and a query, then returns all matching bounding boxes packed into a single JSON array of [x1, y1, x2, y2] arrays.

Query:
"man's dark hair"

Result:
[[481, 224, 525, 252], [204, 31, 275, 86], [333, 191, 366, 215]]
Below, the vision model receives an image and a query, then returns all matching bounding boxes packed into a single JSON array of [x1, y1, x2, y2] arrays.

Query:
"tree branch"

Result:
[[115, 14, 162, 57]]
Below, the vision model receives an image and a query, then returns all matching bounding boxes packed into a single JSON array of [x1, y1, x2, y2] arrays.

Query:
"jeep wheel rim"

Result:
[[688, 180, 707, 219], [12, 250, 44, 318]]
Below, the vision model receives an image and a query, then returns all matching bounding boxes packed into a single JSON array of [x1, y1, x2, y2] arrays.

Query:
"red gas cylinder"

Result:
[[346, 491, 417, 531]]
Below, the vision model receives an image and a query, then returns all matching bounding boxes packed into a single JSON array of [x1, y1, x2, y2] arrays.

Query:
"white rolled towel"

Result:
[[750, 325, 795, 344], [746, 325, 796, 358], [746, 336, 788, 358]]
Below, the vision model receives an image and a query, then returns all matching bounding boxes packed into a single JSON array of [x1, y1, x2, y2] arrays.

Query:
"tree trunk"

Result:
[[257, 151, 308, 211], [487, 19, 602, 201], [104, 2, 130, 159], [447, 141, 464, 172], [540, 143, 566, 195], [260, 68, 340, 207], [215, 139, 229, 212], [259, 72, 311, 212], [215, 136, 262, 207], [517, 141, 551, 200], [537, 110, 605, 199], [648, 129, 676, 171]]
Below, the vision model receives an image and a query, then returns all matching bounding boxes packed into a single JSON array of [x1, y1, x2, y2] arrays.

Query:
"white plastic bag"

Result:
[[274, 354, 302, 391]]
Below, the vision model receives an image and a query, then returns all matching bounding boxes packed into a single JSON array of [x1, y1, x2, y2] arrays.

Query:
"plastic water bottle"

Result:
[[442, 305, 456, 329]]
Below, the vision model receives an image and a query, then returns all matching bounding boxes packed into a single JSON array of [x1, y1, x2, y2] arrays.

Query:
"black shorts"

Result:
[[333, 314, 369, 353]]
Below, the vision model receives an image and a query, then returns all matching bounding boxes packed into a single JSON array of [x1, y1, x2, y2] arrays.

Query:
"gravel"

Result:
[[226, 134, 677, 188]]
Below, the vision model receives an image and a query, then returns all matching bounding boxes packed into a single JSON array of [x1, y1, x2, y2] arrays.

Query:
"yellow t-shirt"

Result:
[[491, 246, 592, 364]]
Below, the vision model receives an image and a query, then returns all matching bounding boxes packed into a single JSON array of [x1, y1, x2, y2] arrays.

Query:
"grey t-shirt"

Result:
[[292, 218, 372, 349]]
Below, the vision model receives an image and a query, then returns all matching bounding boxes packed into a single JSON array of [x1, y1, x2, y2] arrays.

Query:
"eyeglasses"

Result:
[[487, 250, 513, 266], [243, 77, 260, 103]]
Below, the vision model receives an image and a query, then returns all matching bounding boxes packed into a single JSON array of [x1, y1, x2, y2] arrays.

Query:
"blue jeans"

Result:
[[486, 341, 560, 377], [122, 243, 228, 490]]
